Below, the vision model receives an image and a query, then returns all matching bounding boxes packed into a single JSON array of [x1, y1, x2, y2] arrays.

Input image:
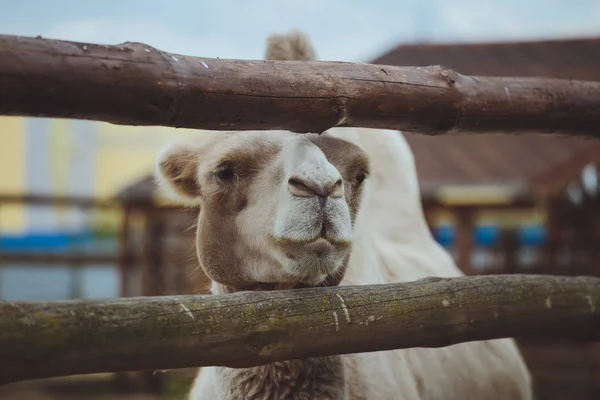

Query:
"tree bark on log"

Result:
[[1, 34, 599, 137], [1, 274, 599, 385]]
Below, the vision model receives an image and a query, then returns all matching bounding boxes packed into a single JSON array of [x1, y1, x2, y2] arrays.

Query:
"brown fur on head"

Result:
[[155, 131, 369, 292], [265, 29, 317, 61]]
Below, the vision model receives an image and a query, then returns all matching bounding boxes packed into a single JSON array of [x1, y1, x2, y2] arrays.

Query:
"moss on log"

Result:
[[0, 34, 599, 137], [1, 275, 599, 385]]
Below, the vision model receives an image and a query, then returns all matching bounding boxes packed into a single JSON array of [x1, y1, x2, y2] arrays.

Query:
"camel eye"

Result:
[[355, 170, 367, 185], [215, 164, 236, 181]]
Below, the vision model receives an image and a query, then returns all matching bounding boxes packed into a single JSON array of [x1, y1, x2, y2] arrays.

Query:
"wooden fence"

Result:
[[0, 34, 599, 385]]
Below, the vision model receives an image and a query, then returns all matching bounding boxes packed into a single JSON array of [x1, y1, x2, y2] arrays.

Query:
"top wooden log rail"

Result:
[[1, 34, 599, 137], [0, 274, 599, 385]]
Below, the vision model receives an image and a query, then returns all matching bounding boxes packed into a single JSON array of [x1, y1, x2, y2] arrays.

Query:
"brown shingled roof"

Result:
[[370, 37, 600, 199]]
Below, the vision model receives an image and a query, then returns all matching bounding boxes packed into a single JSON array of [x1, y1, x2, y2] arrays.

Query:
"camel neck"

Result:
[[215, 357, 346, 399]]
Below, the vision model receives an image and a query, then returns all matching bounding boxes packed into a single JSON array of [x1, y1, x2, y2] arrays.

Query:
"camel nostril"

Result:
[[288, 176, 342, 198], [288, 177, 309, 190]]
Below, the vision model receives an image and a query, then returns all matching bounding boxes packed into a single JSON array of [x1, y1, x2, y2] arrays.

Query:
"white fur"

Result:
[[169, 127, 532, 399], [324, 127, 533, 399]]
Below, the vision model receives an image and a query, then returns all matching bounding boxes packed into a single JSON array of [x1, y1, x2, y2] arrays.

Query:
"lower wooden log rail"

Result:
[[0, 274, 599, 385]]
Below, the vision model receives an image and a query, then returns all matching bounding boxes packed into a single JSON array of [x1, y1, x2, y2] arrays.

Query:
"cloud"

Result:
[[41, 17, 206, 56], [3, 0, 600, 64], [33, 1, 411, 62], [431, 0, 600, 42]]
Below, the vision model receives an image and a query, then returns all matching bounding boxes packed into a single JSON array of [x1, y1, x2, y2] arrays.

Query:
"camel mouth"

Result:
[[271, 235, 352, 249], [221, 237, 348, 294], [244, 280, 335, 292]]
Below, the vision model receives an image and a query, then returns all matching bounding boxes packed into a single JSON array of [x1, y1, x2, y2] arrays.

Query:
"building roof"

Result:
[[116, 174, 157, 204], [372, 37, 600, 80], [370, 37, 600, 201], [406, 133, 600, 199]]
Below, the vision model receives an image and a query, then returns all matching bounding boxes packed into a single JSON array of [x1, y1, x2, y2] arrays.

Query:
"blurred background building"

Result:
[[1, 1, 599, 399]]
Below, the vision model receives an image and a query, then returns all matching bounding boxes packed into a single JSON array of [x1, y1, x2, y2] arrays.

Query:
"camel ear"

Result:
[[155, 141, 202, 205]]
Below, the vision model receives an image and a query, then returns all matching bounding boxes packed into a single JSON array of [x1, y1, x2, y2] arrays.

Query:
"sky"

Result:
[[1, 0, 600, 62]]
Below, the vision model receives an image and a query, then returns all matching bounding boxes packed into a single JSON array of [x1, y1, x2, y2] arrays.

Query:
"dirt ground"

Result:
[[0, 388, 165, 400], [0, 372, 193, 400]]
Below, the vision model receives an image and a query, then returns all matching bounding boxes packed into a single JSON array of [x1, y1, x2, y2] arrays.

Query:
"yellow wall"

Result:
[[0, 117, 25, 232], [90, 123, 211, 232], [0, 115, 212, 234], [93, 122, 209, 200]]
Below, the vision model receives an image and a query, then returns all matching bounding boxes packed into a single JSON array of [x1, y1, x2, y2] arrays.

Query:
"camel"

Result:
[[154, 30, 533, 400]]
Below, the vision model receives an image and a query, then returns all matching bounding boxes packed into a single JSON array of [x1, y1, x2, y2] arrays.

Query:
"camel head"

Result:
[[155, 130, 369, 292]]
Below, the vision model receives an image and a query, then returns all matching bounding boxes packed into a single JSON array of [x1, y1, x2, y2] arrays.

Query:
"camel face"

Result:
[[156, 130, 369, 290]]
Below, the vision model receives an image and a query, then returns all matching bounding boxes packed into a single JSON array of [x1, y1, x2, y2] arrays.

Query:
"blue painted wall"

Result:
[[0, 231, 119, 300], [433, 224, 547, 247]]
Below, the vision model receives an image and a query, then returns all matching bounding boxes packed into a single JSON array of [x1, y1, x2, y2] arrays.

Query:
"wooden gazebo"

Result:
[[113, 176, 209, 392], [115, 175, 211, 298]]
